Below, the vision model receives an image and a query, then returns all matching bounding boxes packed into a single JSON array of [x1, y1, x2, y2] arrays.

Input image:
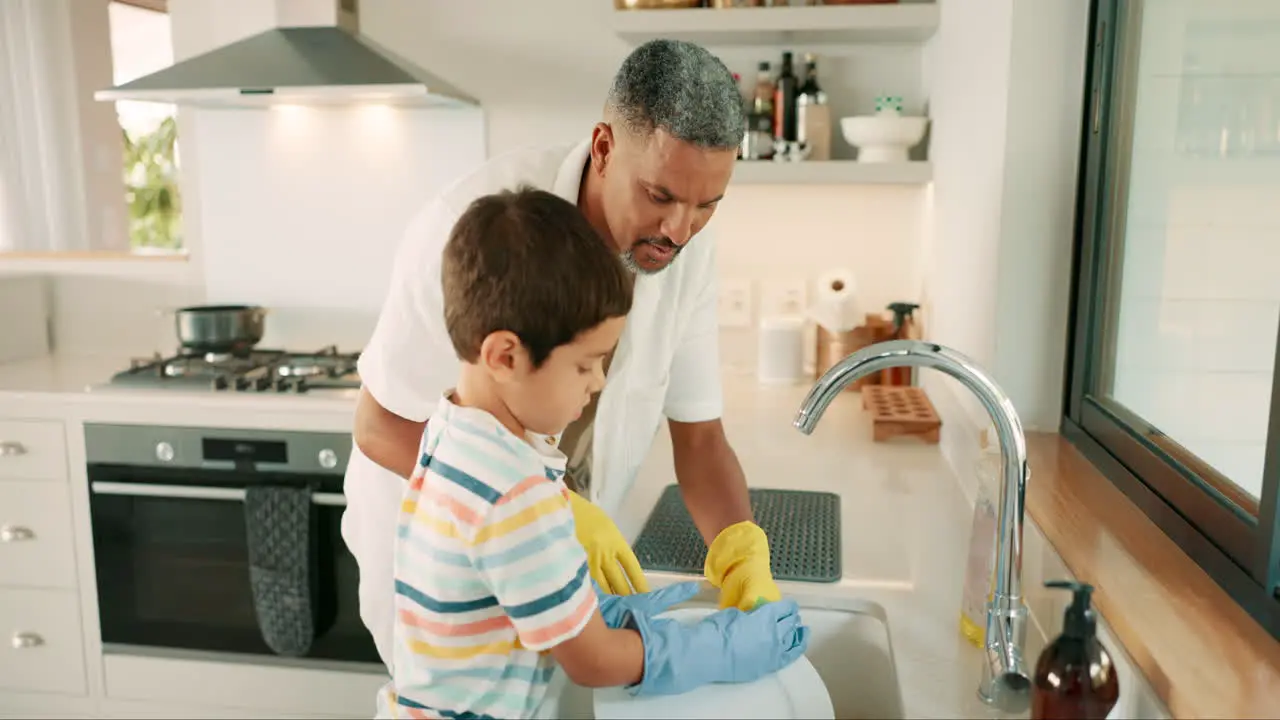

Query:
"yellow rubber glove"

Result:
[[704, 521, 782, 611], [567, 492, 650, 596]]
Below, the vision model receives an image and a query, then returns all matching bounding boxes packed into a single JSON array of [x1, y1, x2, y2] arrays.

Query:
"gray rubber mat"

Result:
[[633, 485, 842, 583]]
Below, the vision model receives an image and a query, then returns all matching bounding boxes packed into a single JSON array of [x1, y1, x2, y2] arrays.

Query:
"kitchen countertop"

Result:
[[1, 352, 1015, 717], [0, 352, 358, 429], [0, 353, 1161, 719], [620, 372, 1020, 720]]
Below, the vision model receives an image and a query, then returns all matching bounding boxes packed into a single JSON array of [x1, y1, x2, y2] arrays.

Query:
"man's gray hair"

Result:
[[606, 39, 745, 150]]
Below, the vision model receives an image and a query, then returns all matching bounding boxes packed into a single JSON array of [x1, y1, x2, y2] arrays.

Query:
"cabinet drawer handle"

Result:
[[0, 525, 34, 542], [10, 632, 44, 649], [0, 441, 27, 457]]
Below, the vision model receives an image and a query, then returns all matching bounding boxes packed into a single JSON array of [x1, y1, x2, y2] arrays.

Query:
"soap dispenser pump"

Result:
[[1032, 580, 1120, 720]]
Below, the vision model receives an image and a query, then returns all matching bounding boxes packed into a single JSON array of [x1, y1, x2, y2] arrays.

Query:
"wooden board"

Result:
[[862, 385, 941, 444]]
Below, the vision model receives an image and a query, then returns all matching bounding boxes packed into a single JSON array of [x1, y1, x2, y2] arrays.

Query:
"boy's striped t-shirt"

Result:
[[382, 394, 597, 719]]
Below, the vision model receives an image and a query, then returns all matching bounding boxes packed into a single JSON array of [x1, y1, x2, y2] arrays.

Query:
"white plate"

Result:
[[593, 607, 834, 720]]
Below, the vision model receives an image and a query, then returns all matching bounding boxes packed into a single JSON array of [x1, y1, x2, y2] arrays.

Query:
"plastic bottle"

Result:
[[959, 425, 1001, 647], [880, 302, 920, 386], [1032, 580, 1120, 719]]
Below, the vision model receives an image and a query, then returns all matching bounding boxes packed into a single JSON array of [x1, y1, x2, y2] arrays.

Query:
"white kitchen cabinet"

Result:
[[0, 416, 87, 706], [0, 419, 68, 482], [0, 480, 78, 589], [0, 588, 88, 696], [98, 697, 361, 719], [103, 653, 386, 717]]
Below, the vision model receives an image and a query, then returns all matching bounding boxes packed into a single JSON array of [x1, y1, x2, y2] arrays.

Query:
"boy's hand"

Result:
[[627, 599, 810, 696], [704, 521, 783, 611], [594, 580, 702, 629], [569, 492, 650, 595]]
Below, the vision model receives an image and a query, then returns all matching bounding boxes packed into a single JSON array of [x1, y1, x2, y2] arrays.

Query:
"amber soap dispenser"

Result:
[[1032, 580, 1119, 720]]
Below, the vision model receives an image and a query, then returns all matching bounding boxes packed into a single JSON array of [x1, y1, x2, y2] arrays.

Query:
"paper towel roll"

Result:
[[811, 269, 859, 332]]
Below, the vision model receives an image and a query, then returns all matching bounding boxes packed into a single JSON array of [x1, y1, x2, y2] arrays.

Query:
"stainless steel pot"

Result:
[[173, 305, 267, 355]]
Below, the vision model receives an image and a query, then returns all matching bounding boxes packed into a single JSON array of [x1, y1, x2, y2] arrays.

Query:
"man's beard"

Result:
[[619, 237, 682, 276]]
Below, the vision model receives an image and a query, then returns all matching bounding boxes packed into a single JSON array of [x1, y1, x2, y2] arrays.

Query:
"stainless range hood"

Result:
[[96, 0, 475, 108]]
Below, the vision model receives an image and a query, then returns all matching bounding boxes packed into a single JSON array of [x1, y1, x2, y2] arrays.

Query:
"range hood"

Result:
[[96, 0, 475, 108]]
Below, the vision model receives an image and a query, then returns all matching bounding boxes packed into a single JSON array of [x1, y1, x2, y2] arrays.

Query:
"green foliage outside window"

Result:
[[122, 115, 182, 251]]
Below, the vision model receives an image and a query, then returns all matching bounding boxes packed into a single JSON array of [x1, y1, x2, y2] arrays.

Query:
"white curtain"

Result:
[[0, 0, 95, 253]]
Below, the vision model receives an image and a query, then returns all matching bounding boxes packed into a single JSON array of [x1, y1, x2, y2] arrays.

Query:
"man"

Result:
[[344, 38, 781, 669]]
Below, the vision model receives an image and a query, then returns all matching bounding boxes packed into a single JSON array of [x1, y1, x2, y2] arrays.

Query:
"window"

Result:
[[108, 0, 183, 252], [1066, 0, 1280, 637]]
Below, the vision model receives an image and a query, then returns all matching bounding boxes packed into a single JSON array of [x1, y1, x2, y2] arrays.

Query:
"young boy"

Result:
[[379, 187, 808, 719]]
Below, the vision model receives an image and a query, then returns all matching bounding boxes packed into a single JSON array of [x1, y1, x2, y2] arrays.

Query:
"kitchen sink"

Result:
[[545, 582, 905, 719]]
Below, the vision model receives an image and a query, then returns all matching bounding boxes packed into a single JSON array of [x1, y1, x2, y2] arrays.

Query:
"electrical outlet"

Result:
[[718, 278, 753, 328], [760, 279, 808, 318]]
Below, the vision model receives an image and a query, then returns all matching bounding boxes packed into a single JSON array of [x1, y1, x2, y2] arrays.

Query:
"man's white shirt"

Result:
[[342, 139, 724, 667]]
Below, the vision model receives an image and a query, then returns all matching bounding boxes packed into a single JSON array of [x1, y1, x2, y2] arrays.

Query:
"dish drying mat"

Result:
[[632, 485, 842, 583]]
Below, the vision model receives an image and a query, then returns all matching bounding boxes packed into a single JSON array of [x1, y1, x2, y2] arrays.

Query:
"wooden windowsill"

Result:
[[1025, 433, 1280, 719]]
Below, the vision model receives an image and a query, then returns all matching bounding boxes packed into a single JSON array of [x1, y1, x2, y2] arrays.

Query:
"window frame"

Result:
[[1063, 0, 1280, 639]]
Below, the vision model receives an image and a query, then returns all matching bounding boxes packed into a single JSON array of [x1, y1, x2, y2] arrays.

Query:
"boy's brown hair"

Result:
[[442, 186, 633, 368]]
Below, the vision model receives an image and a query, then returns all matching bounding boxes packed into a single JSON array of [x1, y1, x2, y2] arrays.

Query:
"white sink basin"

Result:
[[545, 584, 904, 720]]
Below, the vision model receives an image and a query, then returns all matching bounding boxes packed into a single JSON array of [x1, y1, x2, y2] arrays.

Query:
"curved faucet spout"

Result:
[[794, 339, 1032, 713]]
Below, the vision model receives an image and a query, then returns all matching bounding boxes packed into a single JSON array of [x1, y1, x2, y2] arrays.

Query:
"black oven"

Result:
[[85, 423, 380, 666]]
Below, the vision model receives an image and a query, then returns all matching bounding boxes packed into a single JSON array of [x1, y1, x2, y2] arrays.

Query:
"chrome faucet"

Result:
[[794, 339, 1032, 713]]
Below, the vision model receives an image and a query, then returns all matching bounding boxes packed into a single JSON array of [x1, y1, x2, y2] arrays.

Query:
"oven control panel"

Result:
[[85, 424, 352, 475]]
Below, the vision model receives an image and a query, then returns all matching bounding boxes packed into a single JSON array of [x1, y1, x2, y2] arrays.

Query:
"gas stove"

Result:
[[109, 345, 361, 394]]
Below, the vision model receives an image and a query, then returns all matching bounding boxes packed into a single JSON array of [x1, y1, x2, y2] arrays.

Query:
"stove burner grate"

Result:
[[110, 345, 361, 394]]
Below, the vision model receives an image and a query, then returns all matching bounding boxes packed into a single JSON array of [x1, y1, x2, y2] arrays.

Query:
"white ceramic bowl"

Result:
[[840, 115, 929, 163]]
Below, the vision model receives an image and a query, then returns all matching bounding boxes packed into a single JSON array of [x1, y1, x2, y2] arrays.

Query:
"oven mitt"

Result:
[[704, 521, 783, 611], [569, 491, 650, 595], [244, 485, 316, 657]]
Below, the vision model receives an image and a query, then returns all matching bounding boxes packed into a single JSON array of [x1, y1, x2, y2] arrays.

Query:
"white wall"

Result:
[[1109, 0, 1280, 499], [42, 0, 933, 358], [922, 0, 1088, 442], [193, 106, 487, 350], [355, 0, 930, 310], [28, 0, 1090, 442], [49, 0, 1114, 419], [920, 0, 1013, 394]]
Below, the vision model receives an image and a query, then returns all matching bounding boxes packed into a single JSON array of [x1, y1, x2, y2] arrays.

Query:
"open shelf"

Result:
[[732, 160, 931, 185], [610, 3, 940, 46], [0, 251, 195, 281]]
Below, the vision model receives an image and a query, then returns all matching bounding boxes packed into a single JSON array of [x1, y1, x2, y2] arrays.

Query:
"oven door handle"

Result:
[[89, 481, 347, 507]]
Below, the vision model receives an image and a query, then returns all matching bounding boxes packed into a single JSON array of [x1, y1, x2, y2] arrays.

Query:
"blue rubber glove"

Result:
[[625, 598, 810, 696], [592, 579, 702, 629]]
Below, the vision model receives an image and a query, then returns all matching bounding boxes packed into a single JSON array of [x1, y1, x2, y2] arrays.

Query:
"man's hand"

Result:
[[668, 419, 780, 609], [704, 521, 782, 611], [568, 492, 650, 595]]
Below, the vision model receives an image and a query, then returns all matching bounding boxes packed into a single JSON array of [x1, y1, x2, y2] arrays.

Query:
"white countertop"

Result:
[[623, 373, 1017, 720], [0, 352, 358, 430], [0, 353, 1015, 718]]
